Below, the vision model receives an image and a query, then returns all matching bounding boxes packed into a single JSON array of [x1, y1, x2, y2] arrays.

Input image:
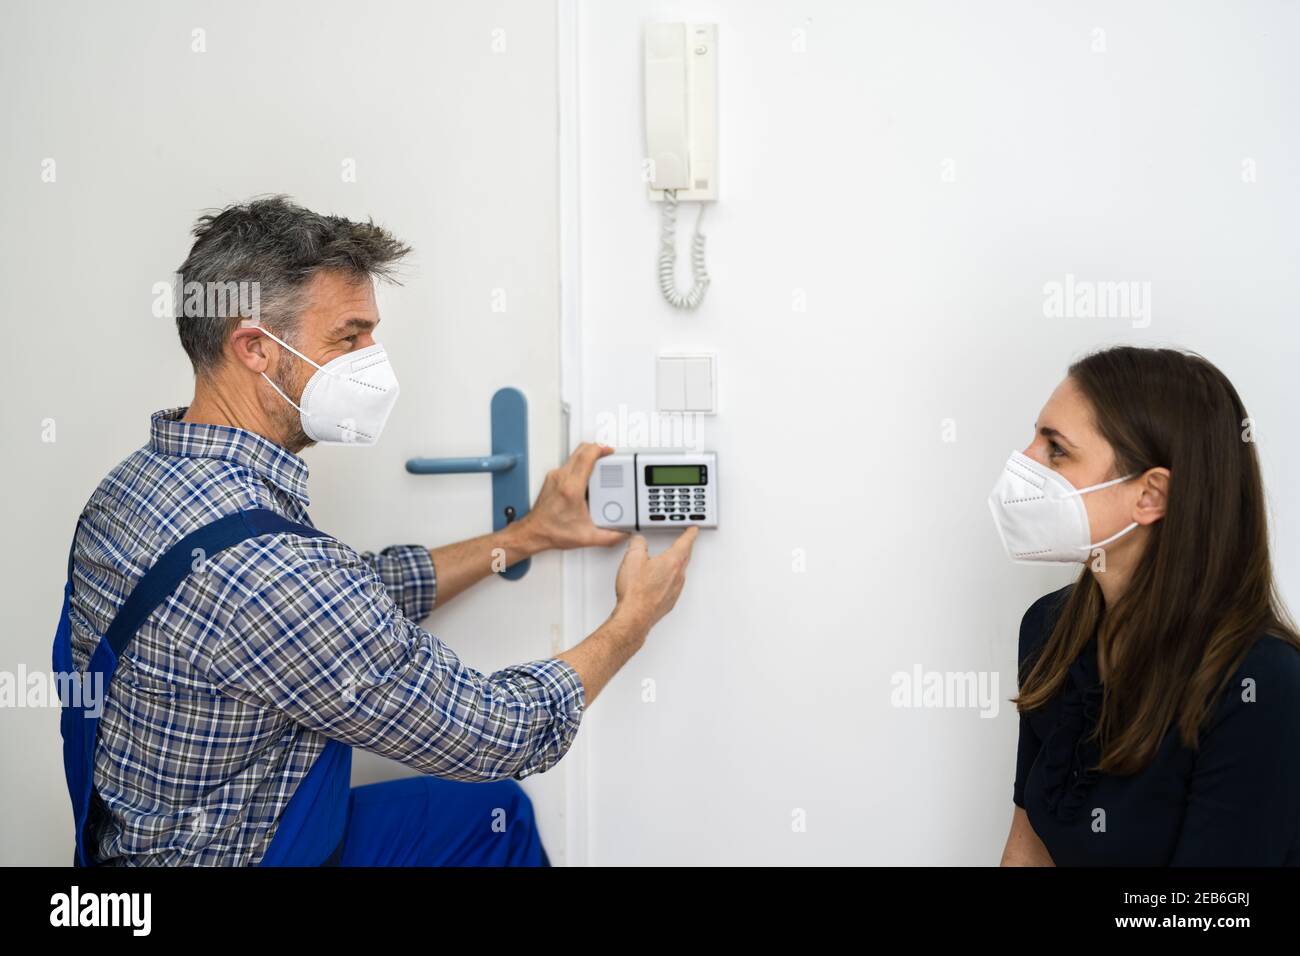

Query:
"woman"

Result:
[[989, 346, 1300, 866]]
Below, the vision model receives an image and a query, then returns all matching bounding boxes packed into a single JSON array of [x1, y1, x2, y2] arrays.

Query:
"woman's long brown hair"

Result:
[[1014, 346, 1299, 775]]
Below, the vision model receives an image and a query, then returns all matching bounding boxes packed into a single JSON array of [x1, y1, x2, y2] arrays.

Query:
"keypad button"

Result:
[[669, 514, 686, 520], [689, 514, 706, 520], [649, 514, 666, 521]]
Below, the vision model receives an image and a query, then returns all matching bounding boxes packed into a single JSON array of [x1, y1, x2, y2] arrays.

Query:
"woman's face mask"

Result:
[[987, 450, 1138, 564], [258, 328, 400, 446]]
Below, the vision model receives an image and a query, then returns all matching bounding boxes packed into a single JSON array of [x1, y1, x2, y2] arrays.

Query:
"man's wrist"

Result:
[[497, 515, 547, 561], [609, 600, 652, 648]]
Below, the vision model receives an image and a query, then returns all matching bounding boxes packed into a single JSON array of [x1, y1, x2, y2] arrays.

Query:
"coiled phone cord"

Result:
[[658, 189, 710, 309]]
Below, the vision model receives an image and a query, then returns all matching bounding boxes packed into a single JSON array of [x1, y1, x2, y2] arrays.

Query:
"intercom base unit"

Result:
[[589, 451, 718, 531]]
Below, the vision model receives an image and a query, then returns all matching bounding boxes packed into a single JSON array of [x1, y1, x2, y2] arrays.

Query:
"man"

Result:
[[56, 196, 697, 866]]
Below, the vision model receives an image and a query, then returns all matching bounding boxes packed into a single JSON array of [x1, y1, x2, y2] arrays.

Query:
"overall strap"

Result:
[[99, 508, 329, 660], [60, 507, 330, 868]]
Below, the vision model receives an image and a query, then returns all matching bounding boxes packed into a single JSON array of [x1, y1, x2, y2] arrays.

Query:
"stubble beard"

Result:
[[269, 355, 314, 453]]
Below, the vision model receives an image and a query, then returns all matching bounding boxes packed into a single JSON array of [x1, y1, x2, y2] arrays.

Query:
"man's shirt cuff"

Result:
[[490, 657, 587, 779], [359, 544, 437, 620]]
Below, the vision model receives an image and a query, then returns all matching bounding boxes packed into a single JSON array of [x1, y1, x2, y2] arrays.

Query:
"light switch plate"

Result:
[[656, 352, 717, 414]]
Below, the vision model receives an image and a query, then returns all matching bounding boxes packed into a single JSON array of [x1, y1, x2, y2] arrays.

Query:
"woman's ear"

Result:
[[1133, 467, 1170, 525]]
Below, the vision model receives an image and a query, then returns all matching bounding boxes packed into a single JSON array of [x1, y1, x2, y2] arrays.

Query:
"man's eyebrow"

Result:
[[328, 316, 378, 336], [1038, 424, 1077, 449]]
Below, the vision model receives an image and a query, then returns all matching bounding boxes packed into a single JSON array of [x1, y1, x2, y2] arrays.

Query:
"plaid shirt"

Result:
[[67, 408, 586, 866]]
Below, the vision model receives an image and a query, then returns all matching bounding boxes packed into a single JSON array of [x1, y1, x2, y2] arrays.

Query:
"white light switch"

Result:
[[683, 357, 714, 411], [656, 355, 688, 411], [657, 352, 716, 414]]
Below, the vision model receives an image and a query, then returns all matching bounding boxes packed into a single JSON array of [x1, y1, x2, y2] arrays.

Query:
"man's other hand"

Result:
[[518, 442, 628, 552]]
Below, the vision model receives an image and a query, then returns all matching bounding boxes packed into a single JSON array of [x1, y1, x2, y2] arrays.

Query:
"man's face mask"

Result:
[[987, 450, 1138, 564], [258, 328, 400, 446]]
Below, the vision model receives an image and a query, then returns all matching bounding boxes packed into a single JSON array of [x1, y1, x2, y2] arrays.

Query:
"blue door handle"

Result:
[[406, 453, 519, 475], [404, 387, 530, 580]]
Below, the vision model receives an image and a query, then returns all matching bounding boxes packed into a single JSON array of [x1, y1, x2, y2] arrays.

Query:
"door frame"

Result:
[[556, 0, 592, 867]]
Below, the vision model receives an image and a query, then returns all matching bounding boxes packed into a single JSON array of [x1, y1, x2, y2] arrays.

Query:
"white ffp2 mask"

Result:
[[258, 328, 400, 446], [987, 450, 1138, 564]]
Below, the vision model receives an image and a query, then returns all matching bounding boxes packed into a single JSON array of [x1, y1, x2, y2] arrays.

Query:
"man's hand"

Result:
[[612, 526, 699, 634], [514, 442, 628, 553], [556, 526, 699, 706]]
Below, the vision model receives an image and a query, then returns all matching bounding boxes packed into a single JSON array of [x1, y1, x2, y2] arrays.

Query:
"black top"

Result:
[[1014, 585, 1300, 866]]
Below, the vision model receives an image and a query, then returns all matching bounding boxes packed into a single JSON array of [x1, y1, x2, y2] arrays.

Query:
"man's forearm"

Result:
[[427, 519, 546, 608], [424, 442, 629, 610], [556, 605, 650, 707]]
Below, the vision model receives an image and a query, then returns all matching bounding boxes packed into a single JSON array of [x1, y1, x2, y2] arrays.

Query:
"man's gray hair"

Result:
[[175, 195, 411, 374]]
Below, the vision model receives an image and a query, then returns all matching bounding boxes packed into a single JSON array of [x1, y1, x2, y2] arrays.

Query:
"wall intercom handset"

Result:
[[588, 451, 718, 531], [644, 23, 717, 310]]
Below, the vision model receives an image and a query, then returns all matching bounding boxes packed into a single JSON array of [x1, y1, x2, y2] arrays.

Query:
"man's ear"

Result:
[[228, 323, 272, 374], [1133, 467, 1170, 525]]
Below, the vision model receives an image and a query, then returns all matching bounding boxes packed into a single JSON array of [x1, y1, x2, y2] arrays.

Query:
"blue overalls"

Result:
[[53, 508, 550, 867]]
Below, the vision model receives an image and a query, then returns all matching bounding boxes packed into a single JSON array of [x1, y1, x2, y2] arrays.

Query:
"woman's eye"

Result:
[[1048, 440, 1066, 459], [344, 335, 359, 345]]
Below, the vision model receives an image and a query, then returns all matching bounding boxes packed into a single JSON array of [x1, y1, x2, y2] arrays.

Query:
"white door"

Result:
[[301, 5, 572, 861]]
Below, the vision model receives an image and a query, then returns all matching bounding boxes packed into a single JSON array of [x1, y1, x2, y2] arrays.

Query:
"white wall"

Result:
[[0, 0, 567, 865], [568, 0, 1300, 864]]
